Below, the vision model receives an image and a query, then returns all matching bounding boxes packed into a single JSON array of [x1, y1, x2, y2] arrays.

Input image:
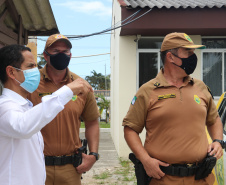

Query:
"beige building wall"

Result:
[[110, 0, 121, 155], [111, 0, 146, 158]]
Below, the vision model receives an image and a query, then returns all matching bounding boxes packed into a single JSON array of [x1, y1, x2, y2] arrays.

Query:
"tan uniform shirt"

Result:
[[123, 70, 218, 164], [28, 65, 99, 156]]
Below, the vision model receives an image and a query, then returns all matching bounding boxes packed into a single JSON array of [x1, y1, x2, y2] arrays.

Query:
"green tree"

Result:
[[37, 54, 47, 67], [85, 70, 110, 90], [97, 95, 110, 123]]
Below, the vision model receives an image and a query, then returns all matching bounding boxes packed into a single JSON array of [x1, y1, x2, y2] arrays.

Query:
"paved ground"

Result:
[[79, 129, 136, 185], [80, 130, 120, 169]]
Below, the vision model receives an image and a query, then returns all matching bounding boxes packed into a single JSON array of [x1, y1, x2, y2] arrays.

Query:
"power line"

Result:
[[66, 9, 152, 39], [72, 53, 110, 58], [37, 52, 110, 58], [31, 8, 152, 41], [69, 59, 109, 65]]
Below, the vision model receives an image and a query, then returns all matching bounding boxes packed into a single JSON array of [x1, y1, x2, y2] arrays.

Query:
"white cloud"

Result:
[[58, 1, 112, 17]]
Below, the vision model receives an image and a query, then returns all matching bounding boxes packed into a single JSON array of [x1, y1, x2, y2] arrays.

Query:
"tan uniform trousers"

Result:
[[149, 173, 215, 185], [45, 164, 82, 185]]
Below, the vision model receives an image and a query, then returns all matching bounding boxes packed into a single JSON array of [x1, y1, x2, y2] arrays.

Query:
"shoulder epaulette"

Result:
[[206, 85, 214, 100]]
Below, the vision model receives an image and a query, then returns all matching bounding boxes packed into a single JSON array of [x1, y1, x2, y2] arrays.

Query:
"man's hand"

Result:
[[208, 142, 223, 159], [67, 78, 93, 96], [76, 153, 96, 174], [142, 156, 169, 179]]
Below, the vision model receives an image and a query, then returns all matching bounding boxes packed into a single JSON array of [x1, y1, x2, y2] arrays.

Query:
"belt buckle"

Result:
[[53, 156, 62, 165], [187, 163, 193, 167]]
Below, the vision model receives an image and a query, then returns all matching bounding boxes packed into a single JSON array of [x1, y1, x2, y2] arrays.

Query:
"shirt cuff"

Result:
[[52, 85, 73, 105]]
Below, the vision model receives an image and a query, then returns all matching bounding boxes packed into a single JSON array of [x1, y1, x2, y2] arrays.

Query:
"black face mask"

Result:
[[171, 53, 197, 75], [45, 51, 71, 70]]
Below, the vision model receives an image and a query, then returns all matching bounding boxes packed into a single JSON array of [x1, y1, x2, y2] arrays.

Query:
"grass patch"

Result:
[[112, 158, 136, 182], [94, 171, 111, 179], [80, 122, 110, 128], [91, 158, 136, 184], [119, 158, 130, 168]]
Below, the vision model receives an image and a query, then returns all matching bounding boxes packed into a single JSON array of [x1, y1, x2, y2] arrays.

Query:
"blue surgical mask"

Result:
[[14, 67, 40, 93]]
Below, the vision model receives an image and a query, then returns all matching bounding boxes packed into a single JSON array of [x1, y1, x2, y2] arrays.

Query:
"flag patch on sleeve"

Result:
[[131, 96, 137, 105]]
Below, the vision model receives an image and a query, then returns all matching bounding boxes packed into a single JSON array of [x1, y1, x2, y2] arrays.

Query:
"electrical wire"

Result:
[[71, 53, 110, 58], [67, 8, 152, 39], [69, 59, 109, 65], [31, 8, 152, 41], [97, 9, 141, 34], [37, 52, 110, 58]]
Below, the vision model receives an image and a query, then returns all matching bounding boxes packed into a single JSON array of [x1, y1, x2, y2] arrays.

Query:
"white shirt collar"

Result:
[[2, 88, 33, 106]]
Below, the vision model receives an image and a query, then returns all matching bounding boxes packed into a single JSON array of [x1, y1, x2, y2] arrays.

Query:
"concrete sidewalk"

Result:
[[79, 129, 120, 169], [79, 129, 135, 185]]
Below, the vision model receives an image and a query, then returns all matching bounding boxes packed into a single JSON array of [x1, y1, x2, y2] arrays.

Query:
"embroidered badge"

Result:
[[131, 96, 137, 105], [158, 94, 176, 100], [184, 33, 193, 43], [194, 95, 201, 104], [38, 92, 52, 97], [72, 95, 77, 101], [55, 34, 66, 39]]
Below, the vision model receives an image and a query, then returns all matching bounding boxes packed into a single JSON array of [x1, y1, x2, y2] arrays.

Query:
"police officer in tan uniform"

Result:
[[123, 32, 223, 185], [29, 34, 100, 185]]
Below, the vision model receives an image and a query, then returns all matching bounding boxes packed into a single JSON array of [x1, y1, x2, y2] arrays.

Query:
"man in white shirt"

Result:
[[0, 44, 93, 185]]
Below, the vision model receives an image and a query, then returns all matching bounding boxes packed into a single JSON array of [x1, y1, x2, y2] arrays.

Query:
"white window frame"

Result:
[[136, 37, 163, 90], [201, 36, 226, 99]]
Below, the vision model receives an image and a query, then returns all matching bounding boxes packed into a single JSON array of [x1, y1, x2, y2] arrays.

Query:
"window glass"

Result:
[[203, 52, 222, 96], [139, 53, 158, 87], [202, 38, 226, 49], [138, 38, 162, 49]]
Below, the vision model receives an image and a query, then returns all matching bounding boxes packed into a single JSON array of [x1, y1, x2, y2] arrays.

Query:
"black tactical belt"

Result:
[[45, 154, 79, 166], [160, 164, 198, 177]]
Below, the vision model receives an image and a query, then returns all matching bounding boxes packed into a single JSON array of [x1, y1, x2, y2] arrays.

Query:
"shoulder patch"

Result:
[[131, 96, 137, 105], [206, 86, 214, 99]]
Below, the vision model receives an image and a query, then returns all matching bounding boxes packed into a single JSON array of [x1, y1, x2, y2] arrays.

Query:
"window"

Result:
[[137, 38, 163, 88], [202, 38, 226, 97]]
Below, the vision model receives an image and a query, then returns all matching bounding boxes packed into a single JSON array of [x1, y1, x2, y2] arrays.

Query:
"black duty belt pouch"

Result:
[[129, 153, 152, 185], [195, 155, 216, 180]]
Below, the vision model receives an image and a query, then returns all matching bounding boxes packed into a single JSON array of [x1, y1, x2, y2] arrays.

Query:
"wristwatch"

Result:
[[89, 152, 100, 161], [213, 139, 225, 148]]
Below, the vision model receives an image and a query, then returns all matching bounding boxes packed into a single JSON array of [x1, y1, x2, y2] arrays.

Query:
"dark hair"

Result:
[[0, 44, 31, 84], [160, 48, 178, 65]]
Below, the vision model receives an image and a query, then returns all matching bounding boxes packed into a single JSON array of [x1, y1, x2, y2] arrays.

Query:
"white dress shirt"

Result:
[[0, 86, 73, 185]]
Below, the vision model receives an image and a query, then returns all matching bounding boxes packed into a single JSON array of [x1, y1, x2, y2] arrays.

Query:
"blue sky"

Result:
[[37, 0, 112, 78]]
